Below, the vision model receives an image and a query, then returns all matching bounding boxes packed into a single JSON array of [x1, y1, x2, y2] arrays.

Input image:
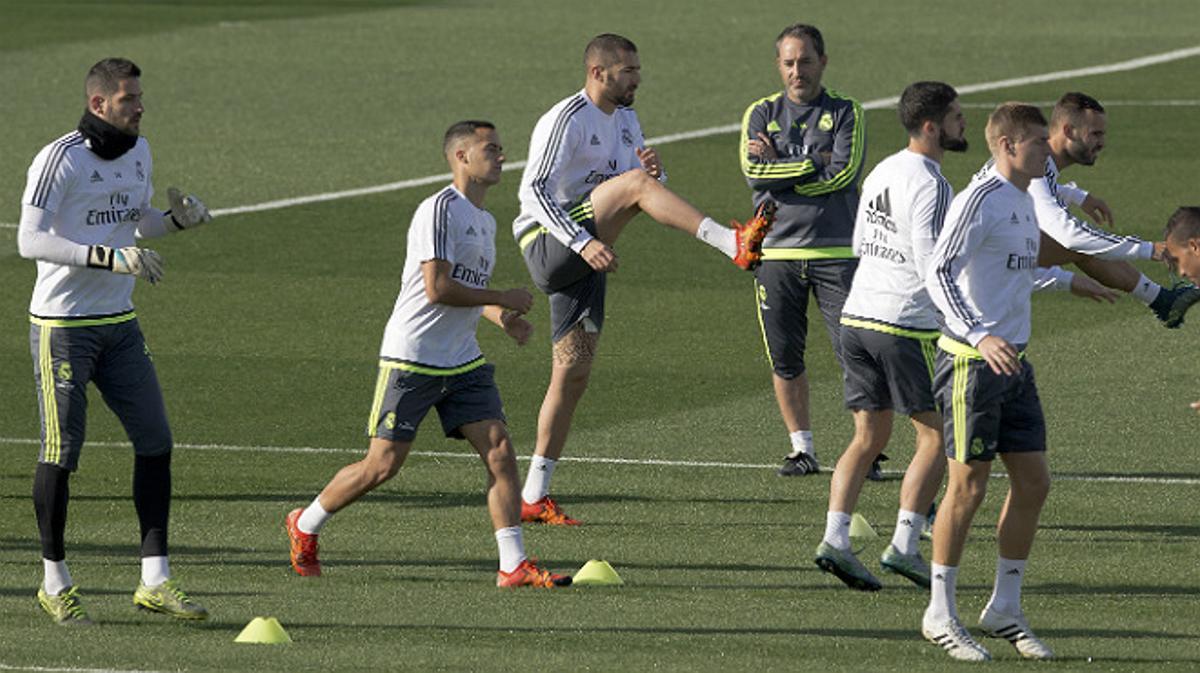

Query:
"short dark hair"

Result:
[[584, 33, 637, 68], [442, 120, 495, 156], [1165, 207, 1200, 243], [775, 23, 824, 57], [1051, 92, 1105, 127], [985, 102, 1047, 151], [898, 81, 959, 134], [85, 58, 140, 99]]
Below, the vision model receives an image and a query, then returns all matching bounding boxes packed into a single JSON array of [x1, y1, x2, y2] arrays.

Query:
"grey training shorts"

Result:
[[367, 359, 505, 441], [519, 199, 605, 342]]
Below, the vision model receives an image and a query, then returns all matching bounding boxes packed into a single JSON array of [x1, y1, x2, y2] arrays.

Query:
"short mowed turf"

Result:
[[1, 1, 1198, 671]]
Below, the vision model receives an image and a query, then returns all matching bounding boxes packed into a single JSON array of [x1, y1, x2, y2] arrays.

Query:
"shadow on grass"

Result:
[[1032, 582, 1200, 597], [1042, 523, 1200, 537]]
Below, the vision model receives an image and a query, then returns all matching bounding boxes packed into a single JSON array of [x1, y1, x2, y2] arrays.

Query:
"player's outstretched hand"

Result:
[[976, 335, 1020, 377], [87, 245, 164, 284], [501, 311, 533, 346], [580, 239, 618, 272], [1080, 194, 1113, 228], [1191, 400, 1200, 414], [1069, 274, 1120, 303], [168, 187, 213, 229], [498, 288, 533, 315]]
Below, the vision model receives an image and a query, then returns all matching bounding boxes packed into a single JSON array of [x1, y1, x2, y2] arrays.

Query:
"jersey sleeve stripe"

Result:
[[922, 162, 952, 238], [432, 189, 456, 260], [935, 179, 1001, 326], [529, 95, 588, 238], [30, 133, 83, 209]]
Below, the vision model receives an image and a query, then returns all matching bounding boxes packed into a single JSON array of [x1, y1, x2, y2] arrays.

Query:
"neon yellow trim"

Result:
[[794, 91, 866, 197], [30, 312, 137, 328], [518, 226, 547, 251], [753, 280, 773, 370], [938, 335, 982, 359], [567, 201, 593, 221], [920, 338, 937, 383], [378, 357, 486, 377], [366, 367, 389, 436], [952, 354, 969, 463], [739, 92, 819, 181], [39, 326, 61, 465], [937, 335, 1026, 360], [761, 247, 855, 261], [839, 317, 940, 341]]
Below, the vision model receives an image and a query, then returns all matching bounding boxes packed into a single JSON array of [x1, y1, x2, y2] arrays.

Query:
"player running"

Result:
[[285, 121, 570, 588]]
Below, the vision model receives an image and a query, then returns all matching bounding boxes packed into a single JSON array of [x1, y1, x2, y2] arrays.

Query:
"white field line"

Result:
[[0, 666, 166, 673], [1, 43, 1198, 230], [1, 437, 1197, 485], [199, 46, 1200, 219]]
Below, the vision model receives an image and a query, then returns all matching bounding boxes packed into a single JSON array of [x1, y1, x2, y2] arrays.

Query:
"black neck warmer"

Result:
[[77, 111, 138, 160]]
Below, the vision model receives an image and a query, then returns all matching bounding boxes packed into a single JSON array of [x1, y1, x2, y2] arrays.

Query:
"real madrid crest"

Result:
[[818, 112, 834, 132], [621, 128, 635, 147]]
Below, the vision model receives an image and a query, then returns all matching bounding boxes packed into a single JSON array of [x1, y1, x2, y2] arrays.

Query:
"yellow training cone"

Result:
[[234, 616, 293, 644], [573, 559, 624, 586], [849, 512, 878, 540]]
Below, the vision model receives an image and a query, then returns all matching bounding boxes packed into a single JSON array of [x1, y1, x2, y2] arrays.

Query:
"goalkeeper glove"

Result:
[[87, 245, 164, 284], [167, 187, 212, 229]]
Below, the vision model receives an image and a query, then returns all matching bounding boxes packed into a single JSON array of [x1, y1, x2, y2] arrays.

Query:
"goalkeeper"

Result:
[[17, 58, 213, 626]]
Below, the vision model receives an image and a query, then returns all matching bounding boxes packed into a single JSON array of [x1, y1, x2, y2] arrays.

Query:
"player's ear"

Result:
[[88, 93, 105, 115]]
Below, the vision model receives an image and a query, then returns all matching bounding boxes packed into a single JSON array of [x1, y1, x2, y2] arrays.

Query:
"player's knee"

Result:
[[482, 441, 518, 478], [1013, 469, 1051, 504], [949, 468, 990, 503]]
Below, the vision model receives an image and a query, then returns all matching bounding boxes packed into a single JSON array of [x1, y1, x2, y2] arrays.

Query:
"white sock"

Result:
[[42, 559, 72, 596], [495, 526, 526, 573], [696, 217, 737, 258], [522, 455, 556, 504], [927, 563, 959, 623], [787, 430, 814, 457], [141, 555, 171, 587], [823, 511, 852, 550], [891, 509, 925, 555], [1132, 274, 1162, 304], [986, 556, 1027, 615], [298, 496, 332, 535]]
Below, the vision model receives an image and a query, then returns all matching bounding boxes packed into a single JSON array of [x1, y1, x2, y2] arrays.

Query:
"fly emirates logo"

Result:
[[86, 192, 141, 226]]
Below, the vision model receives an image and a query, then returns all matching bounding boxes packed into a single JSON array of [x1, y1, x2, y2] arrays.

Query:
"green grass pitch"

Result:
[[1, 1, 1198, 671]]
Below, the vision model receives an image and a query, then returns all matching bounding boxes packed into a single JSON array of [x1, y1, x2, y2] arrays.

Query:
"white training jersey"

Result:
[[927, 173, 1041, 347], [21, 131, 154, 318], [513, 90, 650, 252], [976, 156, 1151, 260], [842, 150, 952, 332], [379, 185, 497, 369]]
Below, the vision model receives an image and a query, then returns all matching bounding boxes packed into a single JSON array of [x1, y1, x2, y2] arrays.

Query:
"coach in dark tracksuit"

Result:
[[740, 23, 866, 477]]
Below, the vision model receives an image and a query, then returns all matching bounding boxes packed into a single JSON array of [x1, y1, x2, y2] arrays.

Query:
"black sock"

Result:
[[33, 463, 71, 561], [133, 453, 171, 557]]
